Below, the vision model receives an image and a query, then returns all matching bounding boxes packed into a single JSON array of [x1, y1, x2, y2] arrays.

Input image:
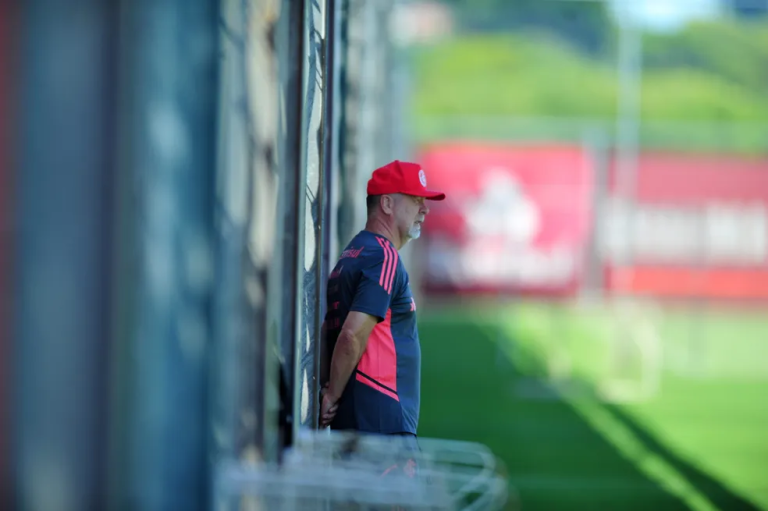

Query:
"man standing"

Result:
[[319, 160, 445, 447]]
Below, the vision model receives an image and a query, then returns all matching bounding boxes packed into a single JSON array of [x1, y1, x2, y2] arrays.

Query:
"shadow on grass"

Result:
[[419, 317, 696, 511], [605, 405, 762, 511]]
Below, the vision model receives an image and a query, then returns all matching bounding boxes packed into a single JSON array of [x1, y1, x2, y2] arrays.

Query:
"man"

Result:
[[319, 160, 445, 449]]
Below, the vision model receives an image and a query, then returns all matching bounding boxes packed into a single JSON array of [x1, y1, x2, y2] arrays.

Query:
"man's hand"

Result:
[[320, 384, 339, 428]]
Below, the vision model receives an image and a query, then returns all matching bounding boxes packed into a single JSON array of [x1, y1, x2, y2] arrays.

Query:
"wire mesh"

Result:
[[214, 430, 510, 510]]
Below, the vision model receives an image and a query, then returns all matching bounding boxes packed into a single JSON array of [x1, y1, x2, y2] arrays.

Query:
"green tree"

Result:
[[642, 20, 768, 95], [440, 0, 613, 54]]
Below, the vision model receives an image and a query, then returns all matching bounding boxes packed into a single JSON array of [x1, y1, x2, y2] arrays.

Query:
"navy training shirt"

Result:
[[325, 230, 421, 435]]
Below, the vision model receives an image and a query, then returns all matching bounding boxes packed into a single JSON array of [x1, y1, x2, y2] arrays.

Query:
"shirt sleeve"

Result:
[[350, 245, 399, 322]]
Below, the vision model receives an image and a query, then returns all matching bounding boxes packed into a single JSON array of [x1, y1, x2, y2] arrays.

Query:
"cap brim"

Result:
[[422, 190, 446, 201]]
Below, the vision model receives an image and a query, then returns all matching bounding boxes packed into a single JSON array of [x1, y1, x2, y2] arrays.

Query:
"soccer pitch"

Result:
[[418, 299, 768, 511]]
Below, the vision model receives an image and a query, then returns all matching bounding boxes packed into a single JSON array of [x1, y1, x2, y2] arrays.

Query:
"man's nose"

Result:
[[421, 203, 430, 215]]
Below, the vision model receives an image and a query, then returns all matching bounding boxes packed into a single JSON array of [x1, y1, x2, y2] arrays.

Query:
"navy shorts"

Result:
[[382, 433, 420, 478], [392, 432, 420, 452]]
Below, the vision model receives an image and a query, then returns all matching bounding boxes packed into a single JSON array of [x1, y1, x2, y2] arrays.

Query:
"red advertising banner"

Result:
[[417, 143, 594, 296], [604, 152, 768, 300]]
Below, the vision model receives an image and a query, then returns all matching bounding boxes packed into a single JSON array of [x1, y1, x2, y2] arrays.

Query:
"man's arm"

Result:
[[327, 311, 378, 400], [320, 311, 379, 427]]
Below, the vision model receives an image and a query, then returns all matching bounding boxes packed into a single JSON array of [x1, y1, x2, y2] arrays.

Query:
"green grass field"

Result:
[[418, 299, 768, 510]]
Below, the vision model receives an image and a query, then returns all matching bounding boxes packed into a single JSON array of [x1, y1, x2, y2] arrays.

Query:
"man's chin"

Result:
[[407, 227, 421, 240]]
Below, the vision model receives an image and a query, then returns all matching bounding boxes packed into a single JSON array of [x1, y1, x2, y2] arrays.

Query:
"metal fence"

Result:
[[3, 0, 413, 509]]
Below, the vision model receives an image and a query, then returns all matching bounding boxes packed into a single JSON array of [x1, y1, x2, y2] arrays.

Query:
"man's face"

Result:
[[393, 194, 429, 242]]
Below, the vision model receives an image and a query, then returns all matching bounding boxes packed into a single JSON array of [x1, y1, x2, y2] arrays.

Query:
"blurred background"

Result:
[[2, 0, 767, 510]]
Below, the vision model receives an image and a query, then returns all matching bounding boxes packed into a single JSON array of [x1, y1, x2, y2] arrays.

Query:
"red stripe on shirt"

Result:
[[377, 237, 390, 291], [385, 244, 398, 293], [355, 372, 399, 401], [356, 309, 398, 401]]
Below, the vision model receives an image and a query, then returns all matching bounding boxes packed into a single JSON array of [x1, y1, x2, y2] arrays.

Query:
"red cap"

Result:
[[366, 160, 446, 201]]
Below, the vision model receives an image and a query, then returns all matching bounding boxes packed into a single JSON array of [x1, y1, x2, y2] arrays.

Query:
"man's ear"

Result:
[[381, 194, 396, 215]]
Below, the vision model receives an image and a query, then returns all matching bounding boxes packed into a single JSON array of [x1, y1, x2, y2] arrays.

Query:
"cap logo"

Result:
[[418, 169, 427, 187]]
